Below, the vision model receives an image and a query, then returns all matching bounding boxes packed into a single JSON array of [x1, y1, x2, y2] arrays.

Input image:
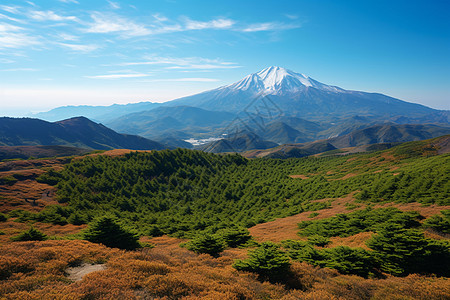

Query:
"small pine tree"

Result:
[[217, 227, 252, 248], [367, 223, 449, 276], [233, 242, 290, 280], [11, 227, 47, 241], [84, 216, 140, 250], [307, 235, 330, 247], [186, 234, 226, 257]]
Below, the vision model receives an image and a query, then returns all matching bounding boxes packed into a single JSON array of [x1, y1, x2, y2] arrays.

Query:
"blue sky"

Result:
[[0, 0, 449, 116]]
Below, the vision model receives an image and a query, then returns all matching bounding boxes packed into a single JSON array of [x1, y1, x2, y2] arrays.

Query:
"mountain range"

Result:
[[20, 66, 450, 153]]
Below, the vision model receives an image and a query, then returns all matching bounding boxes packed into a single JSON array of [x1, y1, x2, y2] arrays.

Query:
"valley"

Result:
[[0, 136, 448, 299]]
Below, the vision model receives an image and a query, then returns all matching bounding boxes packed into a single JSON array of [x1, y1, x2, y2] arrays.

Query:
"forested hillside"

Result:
[[24, 136, 450, 237]]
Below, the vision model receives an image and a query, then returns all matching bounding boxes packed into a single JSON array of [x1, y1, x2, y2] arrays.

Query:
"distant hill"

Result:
[[33, 102, 161, 123], [243, 124, 450, 158], [0, 117, 165, 150], [328, 123, 450, 148], [107, 105, 236, 139]]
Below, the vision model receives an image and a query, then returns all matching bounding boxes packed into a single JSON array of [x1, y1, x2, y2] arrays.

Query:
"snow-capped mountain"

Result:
[[224, 66, 343, 94], [166, 66, 440, 120]]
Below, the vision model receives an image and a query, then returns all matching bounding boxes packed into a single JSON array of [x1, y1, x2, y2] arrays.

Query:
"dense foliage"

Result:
[[11, 227, 47, 241], [31, 147, 449, 238], [233, 242, 291, 280], [281, 240, 377, 278], [367, 223, 449, 276], [293, 208, 450, 277], [297, 207, 422, 238], [185, 234, 226, 257], [423, 210, 450, 234], [83, 216, 140, 250]]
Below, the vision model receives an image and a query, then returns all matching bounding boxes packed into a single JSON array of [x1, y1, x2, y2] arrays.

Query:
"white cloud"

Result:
[[86, 73, 150, 79], [108, 1, 120, 10], [184, 18, 235, 30], [0, 58, 15, 63], [122, 56, 241, 70], [1, 68, 38, 72], [58, 42, 99, 52], [0, 22, 41, 49], [153, 14, 168, 22], [58, 0, 79, 4], [0, 13, 22, 23], [145, 78, 220, 82], [85, 13, 151, 37], [0, 23, 22, 32], [28, 10, 79, 22], [0, 5, 21, 15], [285, 14, 299, 20], [56, 32, 78, 41], [241, 22, 300, 32]]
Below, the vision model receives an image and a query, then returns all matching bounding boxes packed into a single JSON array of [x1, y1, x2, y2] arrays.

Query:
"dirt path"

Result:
[[66, 263, 107, 281]]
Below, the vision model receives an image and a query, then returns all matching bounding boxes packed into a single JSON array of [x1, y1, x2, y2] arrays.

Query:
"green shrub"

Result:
[[84, 216, 140, 250], [185, 234, 226, 257], [217, 227, 252, 248], [423, 210, 450, 234], [68, 213, 87, 225], [298, 207, 421, 238], [147, 225, 164, 237], [233, 242, 290, 280], [320, 246, 378, 278], [367, 223, 450, 276], [11, 227, 47, 241], [308, 212, 319, 218], [307, 235, 330, 247]]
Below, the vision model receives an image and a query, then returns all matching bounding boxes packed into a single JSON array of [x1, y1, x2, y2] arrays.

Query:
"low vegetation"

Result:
[[0, 137, 448, 298]]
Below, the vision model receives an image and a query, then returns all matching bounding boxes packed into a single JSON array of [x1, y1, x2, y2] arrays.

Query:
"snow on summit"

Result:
[[225, 66, 343, 94]]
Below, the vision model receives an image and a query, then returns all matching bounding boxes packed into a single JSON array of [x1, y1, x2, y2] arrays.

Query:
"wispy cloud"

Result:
[[1, 67, 38, 72], [58, 0, 79, 4], [58, 42, 99, 52], [122, 56, 241, 70], [85, 13, 151, 37], [0, 22, 41, 49], [241, 22, 300, 32], [285, 14, 299, 20], [108, 1, 120, 10], [28, 10, 79, 22], [0, 13, 23, 23], [56, 32, 78, 41], [144, 77, 220, 82], [184, 18, 235, 30], [0, 5, 21, 15], [0, 58, 15, 63], [86, 73, 150, 79]]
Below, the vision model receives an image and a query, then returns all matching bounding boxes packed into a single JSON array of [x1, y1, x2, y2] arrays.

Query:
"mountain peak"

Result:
[[225, 66, 343, 94]]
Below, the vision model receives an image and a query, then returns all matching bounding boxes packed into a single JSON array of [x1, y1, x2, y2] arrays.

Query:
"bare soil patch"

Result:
[[67, 263, 107, 281]]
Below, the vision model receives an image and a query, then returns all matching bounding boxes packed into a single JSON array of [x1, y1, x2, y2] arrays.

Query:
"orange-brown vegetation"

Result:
[[84, 149, 152, 158], [249, 193, 450, 246], [0, 158, 67, 213], [249, 194, 356, 243], [0, 236, 449, 299]]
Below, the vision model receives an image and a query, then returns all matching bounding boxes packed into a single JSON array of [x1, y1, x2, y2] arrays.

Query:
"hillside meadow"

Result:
[[0, 136, 449, 299]]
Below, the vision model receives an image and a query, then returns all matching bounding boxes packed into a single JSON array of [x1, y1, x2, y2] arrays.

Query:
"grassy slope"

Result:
[[0, 136, 449, 299]]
